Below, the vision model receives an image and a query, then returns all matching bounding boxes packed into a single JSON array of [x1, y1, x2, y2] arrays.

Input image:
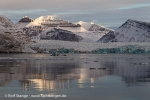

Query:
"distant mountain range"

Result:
[[1, 14, 150, 53], [16, 16, 113, 42], [2, 15, 150, 43]]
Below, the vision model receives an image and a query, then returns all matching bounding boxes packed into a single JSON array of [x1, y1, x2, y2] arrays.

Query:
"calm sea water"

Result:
[[0, 54, 150, 100]]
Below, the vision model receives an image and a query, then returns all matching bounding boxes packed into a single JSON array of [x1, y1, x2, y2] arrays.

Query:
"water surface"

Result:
[[0, 54, 150, 100]]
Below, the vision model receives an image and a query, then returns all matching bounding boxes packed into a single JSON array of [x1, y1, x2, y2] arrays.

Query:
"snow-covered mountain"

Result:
[[15, 16, 113, 42], [0, 24, 22, 53], [16, 15, 80, 28], [99, 19, 150, 42], [0, 15, 32, 53], [15, 16, 40, 28], [40, 28, 83, 42], [0, 15, 31, 44]]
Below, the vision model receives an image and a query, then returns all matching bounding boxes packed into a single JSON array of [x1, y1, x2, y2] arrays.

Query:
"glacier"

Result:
[[92, 45, 149, 54], [29, 40, 150, 54]]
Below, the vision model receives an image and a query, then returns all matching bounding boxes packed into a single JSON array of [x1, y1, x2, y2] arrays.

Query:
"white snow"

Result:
[[15, 22, 41, 28], [75, 31, 106, 42], [26, 21, 41, 27], [77, 21, 94, 30], [58, 27, 87, 32], [34, 15, 57, 24]]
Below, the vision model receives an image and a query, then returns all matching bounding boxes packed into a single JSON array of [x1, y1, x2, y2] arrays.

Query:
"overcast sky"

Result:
[[0, 0, 150, 29]]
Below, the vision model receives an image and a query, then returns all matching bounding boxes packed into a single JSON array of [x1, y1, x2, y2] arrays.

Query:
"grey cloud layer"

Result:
[[0, 0, 150, 29], [0, 0, 150, 10]]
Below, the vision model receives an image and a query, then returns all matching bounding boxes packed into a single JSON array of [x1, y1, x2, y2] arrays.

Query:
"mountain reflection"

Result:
[[0, 57, 150, 91], [20, 62, 81, 91], [99, 61, 150, 86]]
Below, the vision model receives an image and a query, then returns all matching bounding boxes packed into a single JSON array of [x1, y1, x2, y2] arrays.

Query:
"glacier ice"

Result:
[[30, 40, 150, 54], [35, 46, 149, 54], [92, 45, 149, 54]]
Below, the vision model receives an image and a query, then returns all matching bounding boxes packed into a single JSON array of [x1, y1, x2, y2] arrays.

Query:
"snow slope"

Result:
[[78, 21, 113, 31], [76, 21, 114, 42], [115, 19, 150, 42], [78, 21, 93, 30], [89, 24, 113, 32], [58, 27, 87, 32], [0, 15, 14, 28], [15, 22, 41, 28]]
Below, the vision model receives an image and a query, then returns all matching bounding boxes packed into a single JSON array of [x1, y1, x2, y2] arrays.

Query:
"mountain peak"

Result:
[[100, 19, 150, 43], [0, 15, 14, 28], [19, 16, 34, 23]]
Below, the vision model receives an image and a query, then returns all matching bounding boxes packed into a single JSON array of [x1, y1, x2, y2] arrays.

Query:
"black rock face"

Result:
[[40, 28, 83, 42], [19, 16, 34, 22], [97, 31, 115, 43]]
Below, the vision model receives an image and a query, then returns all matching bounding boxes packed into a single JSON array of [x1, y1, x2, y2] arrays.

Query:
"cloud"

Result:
[[0, 0, 150, 11], [118, 3, 150, 10], [0, 9, 47, 14], [0, 0, 150, 28]]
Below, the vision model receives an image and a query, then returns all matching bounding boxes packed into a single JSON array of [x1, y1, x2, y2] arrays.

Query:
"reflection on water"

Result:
[[0, 54, 150, 99], [20, 63, 80, 91], [0, 61, 80, 91]]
